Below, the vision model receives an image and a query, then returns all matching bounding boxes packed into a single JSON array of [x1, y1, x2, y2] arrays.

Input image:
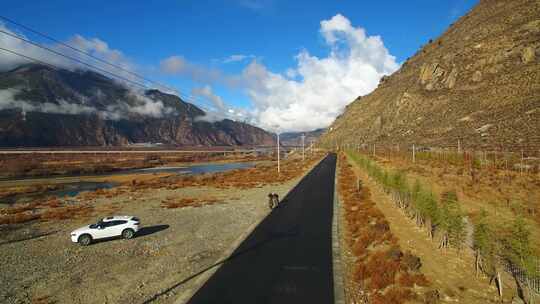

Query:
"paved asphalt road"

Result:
[[187, 153, 337, 304]]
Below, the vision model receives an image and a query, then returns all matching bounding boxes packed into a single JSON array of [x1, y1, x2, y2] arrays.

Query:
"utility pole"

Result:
[[277, 132, 280, 173], [301, 133, 305, 161], [272, 124, 281, 174]]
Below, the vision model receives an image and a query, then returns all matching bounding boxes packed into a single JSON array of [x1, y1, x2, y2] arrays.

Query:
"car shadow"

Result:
[[90, 224, 169, 245], [135, 224, 170, 238]]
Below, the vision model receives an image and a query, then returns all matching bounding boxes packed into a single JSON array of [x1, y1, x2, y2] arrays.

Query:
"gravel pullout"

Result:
[[0, 161, 320, 304]]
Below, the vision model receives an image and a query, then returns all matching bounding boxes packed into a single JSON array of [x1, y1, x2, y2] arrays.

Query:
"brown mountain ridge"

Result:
[[320, 0, 540, 152], [0, 64, 274, 147]]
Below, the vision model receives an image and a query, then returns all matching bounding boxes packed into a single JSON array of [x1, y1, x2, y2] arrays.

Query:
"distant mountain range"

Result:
[[0, 64, 274, 147], [280, 128, 325, 146]]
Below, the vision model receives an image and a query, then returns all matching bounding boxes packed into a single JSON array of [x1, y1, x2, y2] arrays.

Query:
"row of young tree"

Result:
[[347, 151, 539, 302]]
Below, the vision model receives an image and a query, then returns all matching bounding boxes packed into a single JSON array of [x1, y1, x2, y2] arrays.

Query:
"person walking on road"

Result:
[[267, 192, 279, 209]]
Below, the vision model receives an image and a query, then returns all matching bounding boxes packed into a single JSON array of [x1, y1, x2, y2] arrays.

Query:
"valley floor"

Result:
[[0, 153, 322, 304]]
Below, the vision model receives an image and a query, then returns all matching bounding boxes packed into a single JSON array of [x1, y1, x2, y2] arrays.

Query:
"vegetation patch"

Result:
[[346, 150, 540, 301], [160, 197, 222, 209], [0, 197, 94, 225], [338, 153, 430, 303]]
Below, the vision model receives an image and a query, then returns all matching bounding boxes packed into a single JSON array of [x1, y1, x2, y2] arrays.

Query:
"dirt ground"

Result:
[[345, 156, 521, 303], [0, 157, 319, 304]]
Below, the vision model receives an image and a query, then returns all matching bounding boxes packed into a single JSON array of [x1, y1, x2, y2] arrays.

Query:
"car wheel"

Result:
[[78, 234, 92, 246], [122, 229, 135, 239]]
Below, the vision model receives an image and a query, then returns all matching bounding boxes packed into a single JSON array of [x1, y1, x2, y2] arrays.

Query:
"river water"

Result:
[[3, 162, 255, 204]]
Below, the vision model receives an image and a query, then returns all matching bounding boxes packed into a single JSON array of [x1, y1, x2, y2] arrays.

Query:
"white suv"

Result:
[[70, 216, 140, 246]]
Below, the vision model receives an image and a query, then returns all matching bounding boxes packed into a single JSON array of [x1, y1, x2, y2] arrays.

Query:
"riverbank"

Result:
[[0, 161, 264, 205]]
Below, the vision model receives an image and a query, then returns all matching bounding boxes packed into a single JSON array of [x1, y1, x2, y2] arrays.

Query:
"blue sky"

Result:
[[1, 0, 477, 131]]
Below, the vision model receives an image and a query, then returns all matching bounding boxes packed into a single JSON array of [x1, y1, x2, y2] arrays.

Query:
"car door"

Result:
[[110, 220, 127, 236], [93, 221, 113, 239]]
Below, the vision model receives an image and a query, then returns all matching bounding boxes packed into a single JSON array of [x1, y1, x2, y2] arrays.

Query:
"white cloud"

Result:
[[223, 54, 255, 63], [160, 55, 225, 84], [157, 14, 398, 132], [0, 88, 96, 115], [0, 24, 137, 82], [0, 88, 175, 120], [1, 14, 399, 133], [191, 85, 226, 111], [159, 55, 186, 74], [191, 85, 253, 123], [239, 14, 399, 132]]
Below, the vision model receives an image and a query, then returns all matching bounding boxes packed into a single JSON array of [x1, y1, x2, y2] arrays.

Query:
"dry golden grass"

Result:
[[0, 151, 270, 180], [31, 295, 52, 304], [160, 197, 221, 209], [123, 153, 323, 192], [0, 213, 40, 225], [0, 202, 40, 215], [364, 151, 540, 253], [40, 205, 94, 221], [338, 153, 430, 303], [0, 198, 94, 225]]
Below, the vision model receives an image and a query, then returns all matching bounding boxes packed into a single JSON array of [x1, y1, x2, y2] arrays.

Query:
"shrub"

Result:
[[0, 202, 39, 215], [0, 212, 39, 225], [399, 272, 430, 287], [160, 197, 221, 209], [366, 250, 401, 290], [371, 287, 414, 304], [401, 251, 422, 272]]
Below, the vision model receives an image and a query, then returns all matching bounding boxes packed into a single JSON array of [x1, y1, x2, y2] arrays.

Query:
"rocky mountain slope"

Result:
[[320, 0, 539, 151], [0, 64, 274, 147]]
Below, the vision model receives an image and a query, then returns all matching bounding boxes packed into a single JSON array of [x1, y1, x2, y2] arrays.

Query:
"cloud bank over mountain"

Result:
[[158, 14, 399, 132], [1, 14, 399, 132], [0, 88, 174, 120]]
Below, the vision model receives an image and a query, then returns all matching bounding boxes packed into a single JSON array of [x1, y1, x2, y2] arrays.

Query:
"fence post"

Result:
[[412, 144, 416, 163], [521, 149, 524, 176]]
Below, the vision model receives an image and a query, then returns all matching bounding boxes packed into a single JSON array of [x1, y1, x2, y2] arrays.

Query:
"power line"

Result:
[[1, 29, 151, 89], [0, 16, 204, 104], [0, 17, 221, 111], [0, 15, 180, 95], [0, 46, 220, 112], [0, 46, 57, 70]]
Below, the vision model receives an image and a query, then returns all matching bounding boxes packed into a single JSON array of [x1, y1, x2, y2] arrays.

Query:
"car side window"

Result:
[[108, 220, 127, 227], [104, 221, 117, 228]]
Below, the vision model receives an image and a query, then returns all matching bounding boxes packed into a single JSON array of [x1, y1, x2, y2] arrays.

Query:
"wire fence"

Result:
[[338, 143, 540, 176], [503, 258, 540, 295], [339, 149, 540, 301]]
